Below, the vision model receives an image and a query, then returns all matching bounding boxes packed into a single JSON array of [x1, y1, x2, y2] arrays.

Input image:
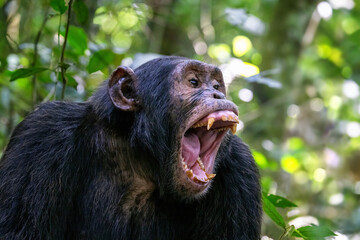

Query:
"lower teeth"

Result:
[[196, 157, 206, 171], [181, 157, 217, 183]]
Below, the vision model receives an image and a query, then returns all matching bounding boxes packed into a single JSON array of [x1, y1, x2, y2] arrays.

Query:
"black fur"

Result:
[[0, 57, 261, 239]]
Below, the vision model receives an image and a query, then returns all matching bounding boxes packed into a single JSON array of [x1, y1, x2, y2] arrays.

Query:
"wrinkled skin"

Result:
[[0, 56, 262, 240]]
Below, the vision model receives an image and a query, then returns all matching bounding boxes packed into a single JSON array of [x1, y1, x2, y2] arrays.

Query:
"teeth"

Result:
[[182, 159, 188, 170], [186, 169, 193, 178], [231, 124, 237, 135], [193, 175, 209, 184], [207, 118, 215, 130], [206, 173, 216, 180], [192, 122, 207, 128], [196, 157, 206, 171], [183, 157, 216, 182], [221, 116, 228, 121], [215, 127, 227, 132], [234, 115, 239, 123]]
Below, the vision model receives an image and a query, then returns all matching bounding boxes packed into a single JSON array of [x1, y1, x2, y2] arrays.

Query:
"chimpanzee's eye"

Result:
[[213, 84, 220, 90], [189, 78, 199, 87]]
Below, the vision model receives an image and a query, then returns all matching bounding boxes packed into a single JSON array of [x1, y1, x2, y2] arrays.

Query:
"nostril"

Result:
[[213, 92, 225, 99]]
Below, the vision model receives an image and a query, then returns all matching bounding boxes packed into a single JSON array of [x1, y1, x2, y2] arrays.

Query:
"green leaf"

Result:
[[87, 49, 116, 73], [62, 26, 88, 55], [293, 228, 307, 239], [292, 225, 337, 240], [50, 0, 68, 14], [267, 194, 297, 208], [73, 0, 89, 25], [10, 67, 49, 81], [262, 193, 286, 229]]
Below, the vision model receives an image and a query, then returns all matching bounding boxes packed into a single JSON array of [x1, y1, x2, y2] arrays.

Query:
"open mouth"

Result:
[[181, 110, 239, 185]]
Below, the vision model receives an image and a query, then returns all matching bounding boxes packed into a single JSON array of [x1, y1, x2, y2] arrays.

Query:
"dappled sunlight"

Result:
[[0, 0, 359, 238]]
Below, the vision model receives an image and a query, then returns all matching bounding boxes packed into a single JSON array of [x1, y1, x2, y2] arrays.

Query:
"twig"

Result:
[[60, 0, 73, 100], [31, 7, 50, 106]]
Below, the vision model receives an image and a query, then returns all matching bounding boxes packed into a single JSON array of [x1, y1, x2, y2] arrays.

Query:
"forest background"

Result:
[[0, 0, 359, 239]]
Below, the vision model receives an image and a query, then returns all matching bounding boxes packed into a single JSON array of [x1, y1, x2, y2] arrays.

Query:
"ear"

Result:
[[108, 66, 140, 111]]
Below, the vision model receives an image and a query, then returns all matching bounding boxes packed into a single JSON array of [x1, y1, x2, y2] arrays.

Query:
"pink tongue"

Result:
[[181, 132, 208, 180], [181, 133, 200, 167]]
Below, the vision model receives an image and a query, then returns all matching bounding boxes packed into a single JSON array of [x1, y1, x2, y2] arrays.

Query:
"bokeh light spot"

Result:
[[288, 137, 304, 150], [262, 140, 274, 151], [346, 122, 360, 138], [238, 88, 253, 102], [241, 62, 259, 77], [208, 44, 231, 62], [232, 35, 252, 57], [281, 155, 300, 173], [313, 168, 327, 182], [253, 151, 268, 168], [342, 17, 360, 35], [343, 80, 359, 99], [329, 96, 342, 110], [310, 98, 324, 112], [194, 41, 207, 55], [329, 193, 344, 205], [317, 2, 333, 20], [287, 104, 300, 118]]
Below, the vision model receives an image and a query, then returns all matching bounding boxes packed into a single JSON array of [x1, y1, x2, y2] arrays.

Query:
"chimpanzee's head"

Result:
[[108, 56, 239, 199]]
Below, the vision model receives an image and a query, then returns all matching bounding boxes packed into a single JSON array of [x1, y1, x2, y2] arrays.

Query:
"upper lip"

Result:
[[184, 106, 239, 134]]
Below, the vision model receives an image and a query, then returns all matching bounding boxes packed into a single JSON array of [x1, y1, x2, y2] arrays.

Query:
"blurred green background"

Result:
[[0, 0, 359, 239]]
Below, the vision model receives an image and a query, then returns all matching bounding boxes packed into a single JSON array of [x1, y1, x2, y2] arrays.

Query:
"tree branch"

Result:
[[60, 0, 73, 100]]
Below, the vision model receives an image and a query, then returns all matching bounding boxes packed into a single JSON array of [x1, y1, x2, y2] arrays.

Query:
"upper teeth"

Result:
[[207, 118, 215, 130], [191, 114, 239, 135]]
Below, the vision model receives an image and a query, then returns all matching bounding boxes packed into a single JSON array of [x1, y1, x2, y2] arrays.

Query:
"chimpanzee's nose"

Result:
[[213, 92, 225, 99]]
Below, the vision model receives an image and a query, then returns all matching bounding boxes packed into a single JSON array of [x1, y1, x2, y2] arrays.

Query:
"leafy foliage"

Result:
[[0, 0, 359, 238], [267, 194, 297, 208], [262, 193, 286, 228], [10, 68, 49, 82], [293, 225, 337, 240], [50, 0, 68, 14]]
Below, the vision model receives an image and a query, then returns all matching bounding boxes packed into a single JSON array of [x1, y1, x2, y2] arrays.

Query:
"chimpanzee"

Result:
[[0, 56, 261, 239]]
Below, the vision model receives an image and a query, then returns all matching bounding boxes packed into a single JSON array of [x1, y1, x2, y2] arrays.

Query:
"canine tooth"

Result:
[[231, 124, 237, 135], [206, 173, 216, 180], [186, 169, 193, 178], [207, 118, 215, 130]]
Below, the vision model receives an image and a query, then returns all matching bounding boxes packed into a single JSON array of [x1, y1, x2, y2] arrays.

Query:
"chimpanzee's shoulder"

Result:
[[10, 101, 90, 141], [33, 100, 88, 116]]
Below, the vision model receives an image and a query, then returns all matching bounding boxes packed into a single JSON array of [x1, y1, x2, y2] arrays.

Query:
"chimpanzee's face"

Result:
[[108, 58, 240, 199], [170, 60, 239, 198]]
